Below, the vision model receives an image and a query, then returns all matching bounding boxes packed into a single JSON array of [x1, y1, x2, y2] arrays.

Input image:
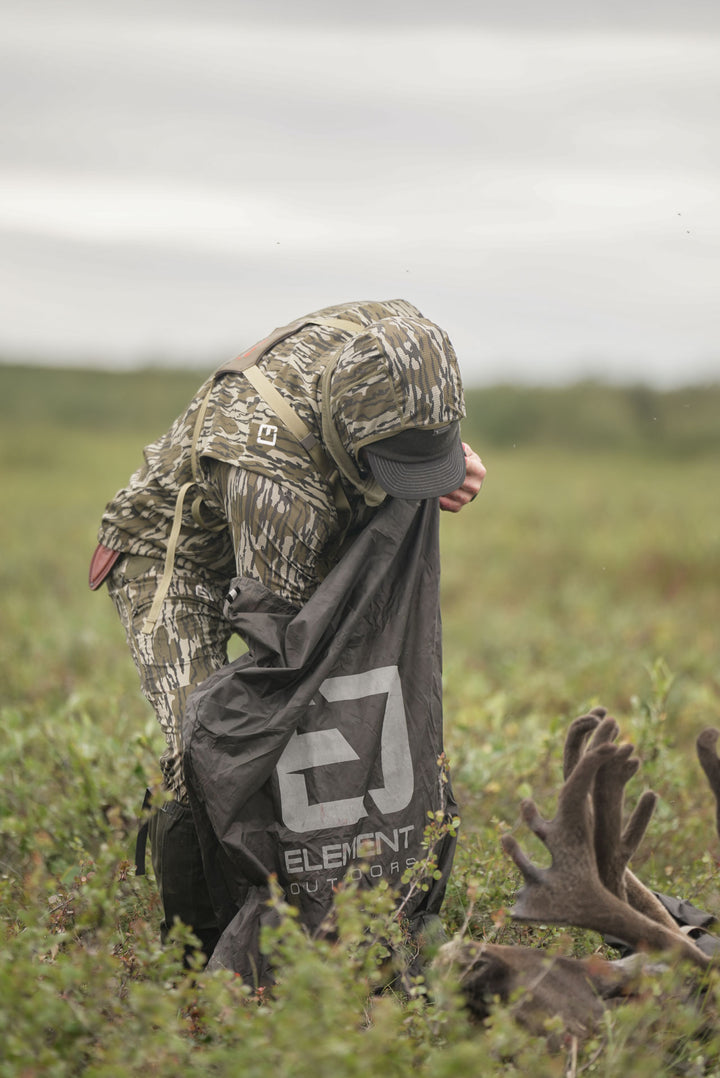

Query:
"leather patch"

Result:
[[89, 543, 122, 590]]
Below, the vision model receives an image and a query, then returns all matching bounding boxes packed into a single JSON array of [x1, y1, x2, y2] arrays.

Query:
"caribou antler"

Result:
[[501, 725, 710, 969], [563, 711, 657, 900], [697, 728, 720, 840], [442, 710, 720, 1041], [562, 705, 609, 779], [563, 711, 679, 930]]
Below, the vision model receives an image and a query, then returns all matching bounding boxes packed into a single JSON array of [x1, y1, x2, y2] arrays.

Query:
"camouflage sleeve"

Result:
[[206, 461, 338, 610]]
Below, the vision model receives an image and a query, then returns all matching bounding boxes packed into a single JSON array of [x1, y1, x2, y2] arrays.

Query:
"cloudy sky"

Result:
[[2, 0, 719, 385]]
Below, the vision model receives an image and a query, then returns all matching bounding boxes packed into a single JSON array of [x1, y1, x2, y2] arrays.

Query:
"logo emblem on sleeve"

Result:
[[256, 423, 278, 447]]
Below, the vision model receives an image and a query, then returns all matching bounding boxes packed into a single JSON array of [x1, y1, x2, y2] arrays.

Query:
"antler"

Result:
[[501, 720, 709, 969], [563, 711, 656, 899], [562, 711, 681, 928], [562, 705, 609, 779], [697, 728, 720, 840]]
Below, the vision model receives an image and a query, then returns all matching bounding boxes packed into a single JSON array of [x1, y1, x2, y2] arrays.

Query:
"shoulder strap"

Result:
[[226, 312, 362, 494], [241, 365, 332, 479], [141, 379, 221, 633], [235, 314, 361, 523]]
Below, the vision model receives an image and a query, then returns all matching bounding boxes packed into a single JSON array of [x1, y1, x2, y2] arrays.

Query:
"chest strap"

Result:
[[140, 315, 359, 633]]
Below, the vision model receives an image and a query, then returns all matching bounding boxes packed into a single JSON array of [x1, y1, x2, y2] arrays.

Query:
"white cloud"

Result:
[[1, 4, 719, 383], [0, 173, 393, 251]]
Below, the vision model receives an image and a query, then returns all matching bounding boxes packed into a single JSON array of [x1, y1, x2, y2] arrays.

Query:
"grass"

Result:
[[1, 363, 720, 1075]]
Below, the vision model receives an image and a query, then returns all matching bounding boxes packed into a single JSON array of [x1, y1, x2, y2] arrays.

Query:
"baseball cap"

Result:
[[364, 421, 466, 499]]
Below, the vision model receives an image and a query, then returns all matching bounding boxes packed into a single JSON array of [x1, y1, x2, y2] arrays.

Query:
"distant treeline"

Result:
[[462, 381, 720, 456], [4, 363, 719, 456]]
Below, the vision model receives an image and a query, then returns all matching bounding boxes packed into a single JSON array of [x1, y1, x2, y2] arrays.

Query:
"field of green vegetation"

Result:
[[1, 364, 719, 1076]]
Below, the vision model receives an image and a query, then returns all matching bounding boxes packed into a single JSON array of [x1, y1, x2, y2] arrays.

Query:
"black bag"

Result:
[[182, 497, 457, 977]]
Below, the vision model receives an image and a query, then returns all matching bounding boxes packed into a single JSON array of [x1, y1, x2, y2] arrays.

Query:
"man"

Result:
[[90, 298, 485, 959]]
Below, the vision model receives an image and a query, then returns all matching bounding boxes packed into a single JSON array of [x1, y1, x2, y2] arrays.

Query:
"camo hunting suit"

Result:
[[94, 297, 465, 953]]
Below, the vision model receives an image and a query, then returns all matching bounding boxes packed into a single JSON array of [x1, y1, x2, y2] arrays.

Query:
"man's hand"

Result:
[[439, 443, 486, 513]]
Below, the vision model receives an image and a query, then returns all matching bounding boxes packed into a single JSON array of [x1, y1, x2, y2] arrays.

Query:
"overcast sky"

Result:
[[2, 0, 719, 385]]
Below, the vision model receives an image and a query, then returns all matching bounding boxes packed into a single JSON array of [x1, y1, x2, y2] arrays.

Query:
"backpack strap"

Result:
[[242, 365, 331, 476], [140, 315, 359, 634], [141, 375, 220, 632], [134, 787, 154, 876], [235, 315, 360, 535]]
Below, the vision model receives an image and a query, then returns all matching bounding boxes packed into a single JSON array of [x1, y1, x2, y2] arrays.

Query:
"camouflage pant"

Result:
[[107, 554, 232, 801]]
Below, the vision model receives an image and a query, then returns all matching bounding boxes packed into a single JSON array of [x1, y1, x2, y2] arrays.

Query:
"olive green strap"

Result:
[[140, 480, 194, 633], [241, 363, 353, 534], [241, 365, 333, 479], [238, 314, 361, 524], [141, 384, 217, 633], [314, 316, 363, 335]]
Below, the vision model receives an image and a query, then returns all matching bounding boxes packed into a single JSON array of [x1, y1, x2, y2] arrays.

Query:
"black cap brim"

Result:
[[365, 427, 466, 499]]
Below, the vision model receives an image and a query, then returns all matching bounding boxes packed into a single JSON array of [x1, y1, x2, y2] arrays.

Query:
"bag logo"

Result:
[[276, 665, 414, 834]]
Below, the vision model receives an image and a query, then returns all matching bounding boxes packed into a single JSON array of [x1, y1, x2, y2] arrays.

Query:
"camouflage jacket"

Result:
[[97, 298, 465, 608]]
